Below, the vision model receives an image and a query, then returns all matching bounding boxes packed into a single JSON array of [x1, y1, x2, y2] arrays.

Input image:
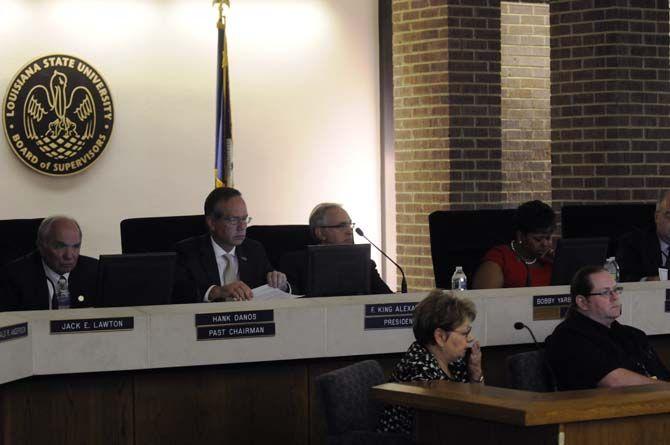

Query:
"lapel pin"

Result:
[[78, 295, 85, 302]]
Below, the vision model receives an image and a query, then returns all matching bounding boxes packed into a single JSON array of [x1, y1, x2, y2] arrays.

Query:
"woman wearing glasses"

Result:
[[279, 203, 392, 296], [473, 200, 556, 289], [377, 290, 483, 436]]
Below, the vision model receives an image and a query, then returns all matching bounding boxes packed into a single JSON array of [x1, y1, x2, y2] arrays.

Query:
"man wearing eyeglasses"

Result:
[[279, 203, 392, 295], [545, 265, 669, 390], [171, 187, 287, 303], [617, 190, 670, 281]]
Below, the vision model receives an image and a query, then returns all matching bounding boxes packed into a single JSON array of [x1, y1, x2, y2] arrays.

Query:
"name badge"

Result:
[[364, 302, 415, 330], [195, 310, 275, 341], [532, 294, 572, 320], [197, 323, 276, 340], [50, 317, 134, 334], [0, 323, 28, 342], [195, 310, 274, 327]]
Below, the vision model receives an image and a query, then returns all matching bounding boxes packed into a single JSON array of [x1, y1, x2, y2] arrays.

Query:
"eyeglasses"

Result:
[[588, 286, 624, 298], [449, 326, 472, 338], [319, 222, 355, 230], [221, 216, 252, 226]]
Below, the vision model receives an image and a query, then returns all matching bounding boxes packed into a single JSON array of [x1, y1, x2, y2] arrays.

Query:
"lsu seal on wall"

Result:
[[3, 55, 114, 176]]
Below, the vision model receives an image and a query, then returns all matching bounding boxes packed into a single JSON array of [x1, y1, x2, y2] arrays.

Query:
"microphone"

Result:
[[355, 227, 407, 293], [514, 321, 539, 349]]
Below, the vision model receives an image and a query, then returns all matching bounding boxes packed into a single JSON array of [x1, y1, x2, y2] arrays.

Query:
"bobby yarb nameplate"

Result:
[[3, 55, 114, 175]]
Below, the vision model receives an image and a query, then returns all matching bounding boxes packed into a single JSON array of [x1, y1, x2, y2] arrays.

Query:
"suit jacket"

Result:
[[171, 234, 273, 304], [279, 248, 393, 296], [616, 226, 662, 282], [0, 251, 98, 311]]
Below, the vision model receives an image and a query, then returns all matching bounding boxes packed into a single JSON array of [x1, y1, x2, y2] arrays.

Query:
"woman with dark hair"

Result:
[[473, 200, 556, 289], [377, 289, 483, 436]]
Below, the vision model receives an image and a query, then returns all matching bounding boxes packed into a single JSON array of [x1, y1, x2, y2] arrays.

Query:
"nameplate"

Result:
[[532, 294, 572, 321], [0, 323, 28, 342], [197, 323, 276, 340], [364, 302, 416, 316], [364, 315, 413, 330], [363, 302, 415, 330], [195, 310, 274, 327], [50, 317, 134, 334]]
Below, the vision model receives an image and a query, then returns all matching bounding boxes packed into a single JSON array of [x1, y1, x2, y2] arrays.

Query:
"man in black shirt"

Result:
[[545, 265, 669, 390]]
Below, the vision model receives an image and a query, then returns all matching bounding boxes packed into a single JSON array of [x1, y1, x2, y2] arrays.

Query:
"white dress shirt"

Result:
[[42, 261, 70, 310]]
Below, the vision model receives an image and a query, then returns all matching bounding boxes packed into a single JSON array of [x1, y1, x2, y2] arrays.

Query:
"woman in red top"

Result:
[[473, 200, 556, 289]]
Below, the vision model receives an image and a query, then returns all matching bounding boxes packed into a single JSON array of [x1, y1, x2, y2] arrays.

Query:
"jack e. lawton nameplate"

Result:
[[50, 317, 133, 334], [3, 55, 114, 175]]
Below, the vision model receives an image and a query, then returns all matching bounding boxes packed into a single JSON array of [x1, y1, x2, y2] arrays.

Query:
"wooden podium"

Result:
[[372, 381, 670, 445]]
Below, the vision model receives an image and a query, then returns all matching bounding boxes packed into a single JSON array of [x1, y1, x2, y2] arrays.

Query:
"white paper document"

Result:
[[252, 285, 299, 301]]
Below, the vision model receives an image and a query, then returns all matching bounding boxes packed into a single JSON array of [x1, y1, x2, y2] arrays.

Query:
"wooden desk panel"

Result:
[[374, 381, 670, 445]]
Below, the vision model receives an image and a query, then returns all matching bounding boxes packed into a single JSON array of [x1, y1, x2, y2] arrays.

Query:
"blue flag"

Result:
[[215, 20, 232, 188]]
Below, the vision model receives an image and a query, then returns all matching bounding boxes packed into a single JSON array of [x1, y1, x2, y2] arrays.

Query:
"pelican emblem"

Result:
[[23, 70, 96, 160], [4, 54, 114, 176]]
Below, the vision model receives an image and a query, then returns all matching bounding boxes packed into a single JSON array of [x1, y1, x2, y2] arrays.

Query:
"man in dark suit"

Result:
[[0, 216, 98, 311], [171, 187, 287, 303], [617, 191, 670, 282], [280, 203, 392, 296]]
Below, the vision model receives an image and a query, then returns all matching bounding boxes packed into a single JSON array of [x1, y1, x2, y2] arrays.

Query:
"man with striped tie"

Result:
[[171, 187, 287, 303], [0, 216, 98, 311]]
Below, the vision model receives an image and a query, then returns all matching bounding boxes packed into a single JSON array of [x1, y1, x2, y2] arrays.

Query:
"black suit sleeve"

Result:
[[70, 256, 98, 308], [238, 240, 274, 289], [0, 266, 19, 312], [370, 260, 393, 294], [616, 231, 658, 282]]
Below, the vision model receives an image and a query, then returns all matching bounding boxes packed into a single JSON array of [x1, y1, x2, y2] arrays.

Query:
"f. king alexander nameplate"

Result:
[[3, 55, 114, 175]]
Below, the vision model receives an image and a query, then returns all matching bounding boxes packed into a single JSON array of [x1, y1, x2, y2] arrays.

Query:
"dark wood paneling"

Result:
[[133, 361, 309, 445], [416, 412, 558, 445], [0, 372, 133, 445]]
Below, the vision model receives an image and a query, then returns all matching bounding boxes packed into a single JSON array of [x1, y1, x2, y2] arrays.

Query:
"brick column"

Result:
[[393, 0, 502, 290], [551, 1, 670, 206], [501, 2, 552, 203]]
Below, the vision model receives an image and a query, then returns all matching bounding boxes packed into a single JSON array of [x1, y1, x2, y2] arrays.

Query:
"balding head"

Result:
[[37, 216, 82, 274]]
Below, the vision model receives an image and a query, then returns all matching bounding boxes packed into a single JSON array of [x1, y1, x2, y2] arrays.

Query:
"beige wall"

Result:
[[0, 0, 384, 265]]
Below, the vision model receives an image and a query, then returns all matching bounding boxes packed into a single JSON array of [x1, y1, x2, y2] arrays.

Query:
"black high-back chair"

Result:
[[561, 203, 656, 257], [0, 218, 43, 266], [120, 215, 206, 253], [246, 225, 312, 269], [429, 209, 517, 288], [316, 360, 413, 445], [506, 350, 557, 392]]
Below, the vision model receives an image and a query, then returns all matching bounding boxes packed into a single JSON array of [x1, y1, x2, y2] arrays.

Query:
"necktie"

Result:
[[55, 275, 71, 309], [222, 254, 237, 285]]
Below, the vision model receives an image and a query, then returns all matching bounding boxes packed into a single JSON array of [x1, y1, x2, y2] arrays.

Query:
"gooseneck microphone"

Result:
[[355, 227, 408, 293], [514, 321, 539, 349]]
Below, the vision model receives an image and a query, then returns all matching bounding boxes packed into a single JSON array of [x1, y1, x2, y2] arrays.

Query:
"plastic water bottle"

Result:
[[451, 266, 467, 291], [604, 257, 620, 282]]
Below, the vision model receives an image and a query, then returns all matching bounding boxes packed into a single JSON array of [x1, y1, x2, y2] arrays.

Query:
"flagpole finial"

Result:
[[212, 0, 230, 28]]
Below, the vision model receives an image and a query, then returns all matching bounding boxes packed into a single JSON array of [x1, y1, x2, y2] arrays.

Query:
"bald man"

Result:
[[617, 191, 670, 281], [0, 216, 98, 311]]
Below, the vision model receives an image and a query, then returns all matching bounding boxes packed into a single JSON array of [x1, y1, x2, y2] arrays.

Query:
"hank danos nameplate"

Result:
[[3, 55, 114, 175]]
